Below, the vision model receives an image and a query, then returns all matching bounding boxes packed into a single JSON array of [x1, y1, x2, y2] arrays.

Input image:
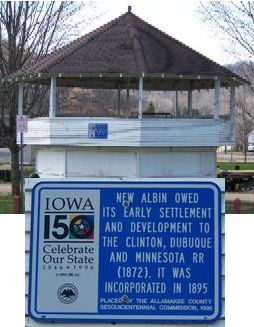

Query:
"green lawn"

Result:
[[226, 203, 254, 214], [0, 195, 253, 214], [24, 166, 36, 177], [217, 162, 254, 170], [0, 195, 12, 214]]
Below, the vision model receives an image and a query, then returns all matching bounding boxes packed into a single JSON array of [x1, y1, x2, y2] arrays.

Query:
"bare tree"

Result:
[[235, 98, 253, 161], [199, 1, 254, 62], [199, 1, 254, 154], [0, 1, 93, 203]]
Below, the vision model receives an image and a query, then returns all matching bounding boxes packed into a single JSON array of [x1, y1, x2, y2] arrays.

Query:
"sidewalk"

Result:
[[0, 183, 11, 195], [225, 192, 254, 203]]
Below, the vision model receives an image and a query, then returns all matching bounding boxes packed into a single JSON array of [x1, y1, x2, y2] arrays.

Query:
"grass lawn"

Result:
[[1, 196, 253, 214], [24, 166, 35, 177], [226, 202, 254, 214], [217, 162, 254, 170], [0, 195, 12, 214]]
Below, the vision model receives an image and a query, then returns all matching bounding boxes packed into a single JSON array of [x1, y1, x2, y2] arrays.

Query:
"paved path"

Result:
[[225, 192, 254, 203], [217, 151, 254, 162]]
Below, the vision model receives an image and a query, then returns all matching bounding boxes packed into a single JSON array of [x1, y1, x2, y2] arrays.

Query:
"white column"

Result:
[[187, 90, 192, 117], [18, 81, 24, 115], [49, 77, 56, 118], [175, 91, 179, 117], [214, 78, 220, 120], [117, 84, 121, 117], [229, 86, 236, 121], [126, 78, 130, 118], [138, 76, 143, 119]]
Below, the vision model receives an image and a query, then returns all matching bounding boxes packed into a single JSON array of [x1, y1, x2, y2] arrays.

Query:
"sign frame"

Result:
[[28, 180, 222, 323]]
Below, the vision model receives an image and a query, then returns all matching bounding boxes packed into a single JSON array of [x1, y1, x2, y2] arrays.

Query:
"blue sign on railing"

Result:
[[88, 123, 108, 139], [29, 180, 221, 323]]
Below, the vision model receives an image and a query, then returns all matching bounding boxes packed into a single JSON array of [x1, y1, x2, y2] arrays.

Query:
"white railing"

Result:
[[19, 117, 234, 147]]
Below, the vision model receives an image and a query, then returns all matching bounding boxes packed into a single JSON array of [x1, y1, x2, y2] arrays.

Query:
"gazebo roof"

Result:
[[14, 8, 245, 90]]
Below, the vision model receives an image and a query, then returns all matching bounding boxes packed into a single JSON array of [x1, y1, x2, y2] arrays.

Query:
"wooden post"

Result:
[[138, 76, 143, 119], [187, 90, 192, 117], [13, 195, 21, 214], [49, 76, 56, 118], [214, 78, 220, 120], [230, 86, 236, 121], [233, 198, 241, 214]]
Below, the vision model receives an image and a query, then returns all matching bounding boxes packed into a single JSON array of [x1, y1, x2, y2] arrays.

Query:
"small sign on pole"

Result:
[[17, 115, 28, 133], [29, 180, 221, 323]]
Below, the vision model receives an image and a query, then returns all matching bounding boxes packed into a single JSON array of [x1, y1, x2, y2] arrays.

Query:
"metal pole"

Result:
[[20, 132, 24, 213], [18, 82, 24, 213], [243, 85, 247, 163]]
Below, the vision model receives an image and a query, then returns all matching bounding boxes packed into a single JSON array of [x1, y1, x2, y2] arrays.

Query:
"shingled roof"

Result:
[[14, 9, 245, 90]]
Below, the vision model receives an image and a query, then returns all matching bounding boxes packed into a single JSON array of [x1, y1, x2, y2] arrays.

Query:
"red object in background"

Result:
[[233, 198, 241, 214], [13, 196, 21, 214]]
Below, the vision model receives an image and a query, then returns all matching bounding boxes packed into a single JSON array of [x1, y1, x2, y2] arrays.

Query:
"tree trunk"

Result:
[[10, 145, 20, 197]]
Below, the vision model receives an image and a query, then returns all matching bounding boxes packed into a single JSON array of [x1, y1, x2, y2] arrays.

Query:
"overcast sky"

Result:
[[81, 0, 236, 66]]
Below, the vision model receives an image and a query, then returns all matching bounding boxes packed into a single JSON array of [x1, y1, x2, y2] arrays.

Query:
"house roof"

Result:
[[13, 9, 246, 90]]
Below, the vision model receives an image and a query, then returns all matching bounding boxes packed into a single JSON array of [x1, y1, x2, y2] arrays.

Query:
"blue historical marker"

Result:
[[88, 123, 108, 139], [29, 180, 221, 322]]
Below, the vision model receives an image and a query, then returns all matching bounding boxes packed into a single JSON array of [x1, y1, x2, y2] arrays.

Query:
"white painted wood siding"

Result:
[[36, 149, 66, 177], [25, 178, 225, 327], [66, 151, 138, 178], [138, 151, 216, 177], [20, 118, 234, 147], [36, 147, 217, 178]]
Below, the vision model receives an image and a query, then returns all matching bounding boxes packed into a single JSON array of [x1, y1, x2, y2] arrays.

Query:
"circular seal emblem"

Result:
[[57, 283, 78, 304], [70, 215, 94, 239]]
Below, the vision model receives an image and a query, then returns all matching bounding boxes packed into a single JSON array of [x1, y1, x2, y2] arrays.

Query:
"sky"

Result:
[[81, 0, 235, 66]]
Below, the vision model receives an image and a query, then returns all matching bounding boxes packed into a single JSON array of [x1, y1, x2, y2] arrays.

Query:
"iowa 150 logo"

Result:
[[44, 214, 94, 240], [43, 196, 95, 240]]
